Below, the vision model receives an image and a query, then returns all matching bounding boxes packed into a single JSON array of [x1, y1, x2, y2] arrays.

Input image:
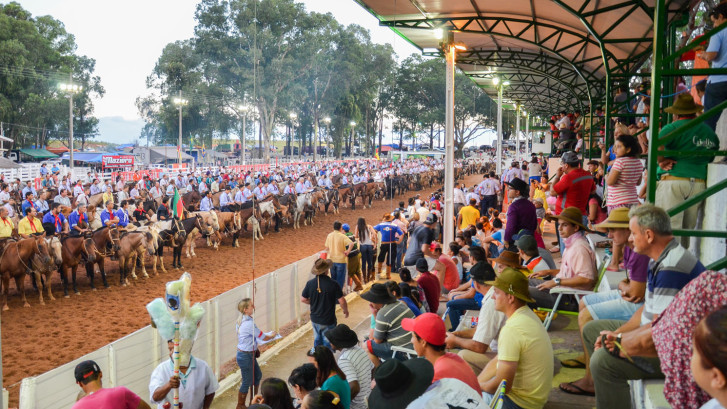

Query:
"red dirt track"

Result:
[[1, 173, 481, 406]]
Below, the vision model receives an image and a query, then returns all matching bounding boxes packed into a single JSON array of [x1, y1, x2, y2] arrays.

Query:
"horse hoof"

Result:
[[64, 295, 70, 299], [92, 288, 97, 292], [2, 306, 8, 311], [40, 301, 45, 305], [75, 292, 81, 295], [23, 303, 30, 308], [122, 283, 127, 287], [143, 273, 149, 278]]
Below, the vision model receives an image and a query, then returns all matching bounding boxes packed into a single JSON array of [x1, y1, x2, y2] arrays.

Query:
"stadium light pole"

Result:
[[349, 121, 356, 157], [173, 92, 188, 166], [238, 103, 249, 166], [515, 103, 521, 162], [289, 112, 298, 161], [524, 110, 530, 158], [59, 78, 82, 176]]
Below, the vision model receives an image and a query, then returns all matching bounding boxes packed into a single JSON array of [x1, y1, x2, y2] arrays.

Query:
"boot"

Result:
[[386, 269, 391, 280], [236, 392, 248, 409], [352, 275, 364, 291]]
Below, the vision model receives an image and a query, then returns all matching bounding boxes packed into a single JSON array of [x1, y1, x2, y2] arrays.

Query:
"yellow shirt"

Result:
[[458, 205, 480, 230], [497, 306, 554, 409], [102, 191, 114, 206], [324, 230, 352, 264], [17, 217, 42, 236], [0, 217, 14, 238]]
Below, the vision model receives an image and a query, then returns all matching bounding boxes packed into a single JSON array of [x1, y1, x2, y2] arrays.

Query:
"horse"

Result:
[[117, 230, 157, 285], [352, 183, 367, 209], [169, 215, 208, 269], [256, 197, 279, 234], [84, 226, 122, 290], [182, 190, 202, 210], [30, 235, 63, 305], [59, 234, 98, 297], [136, 222, 174, 276], [213, 210, 248, 247], [183, 212, 218, 258], [86, 205, 104, 230], [338, 186, 355, 209], [292, 193, 313, 229], [0, 235, 52, 310]]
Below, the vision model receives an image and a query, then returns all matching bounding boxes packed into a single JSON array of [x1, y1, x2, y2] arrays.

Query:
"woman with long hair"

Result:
[[353, 217, 377, 283], [251, 378, 295, 409], [306, 346, 350, 409], [691, 307, 727, 409], [236, 298, 278, 409], [302, 390, 345, 409], [288, 364, 318, 409]]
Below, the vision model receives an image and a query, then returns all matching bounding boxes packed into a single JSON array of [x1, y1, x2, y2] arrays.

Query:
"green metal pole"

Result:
[[647, 0, 667, 203], [604, 73, 612, 148]]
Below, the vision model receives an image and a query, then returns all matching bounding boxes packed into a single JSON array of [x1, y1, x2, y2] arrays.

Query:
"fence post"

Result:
[[293, 264, 301, 325], [18, 377, 35, 409], [272, 271, 279, 333], [108, 344, 117, 387], [214, 299, 221, 379]]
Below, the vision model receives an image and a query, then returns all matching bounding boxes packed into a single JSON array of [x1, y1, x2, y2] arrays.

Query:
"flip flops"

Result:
[[559, 382, 595, 396], [560, 358, 586, 368]]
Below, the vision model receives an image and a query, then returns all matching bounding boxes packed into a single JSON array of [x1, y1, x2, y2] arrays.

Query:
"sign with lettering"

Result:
[[102, 155, 134, 169]]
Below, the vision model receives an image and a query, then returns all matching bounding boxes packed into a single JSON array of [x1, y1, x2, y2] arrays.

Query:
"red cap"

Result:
[[401, 313, 446, 346]]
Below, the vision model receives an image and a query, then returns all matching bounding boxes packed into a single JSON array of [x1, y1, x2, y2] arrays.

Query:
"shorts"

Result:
[[583, 289, 644, 321], [347, 253, 361, 277], [378, 242, 398, 266]]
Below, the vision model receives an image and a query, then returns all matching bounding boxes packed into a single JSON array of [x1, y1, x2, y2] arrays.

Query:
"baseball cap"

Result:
[[515, 234, 538, 253], [74, 360, 101, 383], [469, 261, 496, 284], [342, 223, 350, 232], [560, 151, 580, 165], [401, 313, 446, 346], [424, 214, 436, 225]]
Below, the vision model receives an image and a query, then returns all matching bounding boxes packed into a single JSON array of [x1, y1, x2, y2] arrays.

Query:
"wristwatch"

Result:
[[554, 277, 562, 286]]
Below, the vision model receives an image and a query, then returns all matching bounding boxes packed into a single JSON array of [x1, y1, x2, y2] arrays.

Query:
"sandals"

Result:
[[559, 382, 595, 396], [560, 358, 586, 369]]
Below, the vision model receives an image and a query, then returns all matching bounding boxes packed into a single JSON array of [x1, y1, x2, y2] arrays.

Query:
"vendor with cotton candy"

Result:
[[147, 273, 218, 409]]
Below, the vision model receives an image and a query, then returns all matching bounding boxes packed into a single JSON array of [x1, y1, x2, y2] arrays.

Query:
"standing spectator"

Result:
[[301, 259, 349, 349], [149, 340, 218, 409], [391, 211, 408, 272], [341, 224, 363, 292], [403, 214, 436, 270], [503, 177, 538, 249], [324, 325, 374, 409], [353, 217, 377, 283], [479, 172, 500, 217], [457, 198, 480, 231], [478, 268, 554, 409], [403, 312, 481, 393], [324, 221, 355, 289], [361, 283, 415, 366], [373, 214, 403, 279], [307, 346, 351, 409], [550, 151, 595, 250], [72, 360, 151, 409], [654, 93, 719, 248], [236, 298, 279, 409], [699, 3, 727, 131]]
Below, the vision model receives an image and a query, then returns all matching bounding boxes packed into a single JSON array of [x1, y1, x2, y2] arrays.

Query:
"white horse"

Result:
[[293, 193, 312, 229], [185, 211, 219, 257]]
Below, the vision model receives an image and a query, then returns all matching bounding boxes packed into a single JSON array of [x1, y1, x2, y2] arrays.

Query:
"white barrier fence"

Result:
[[18, 252, 322, 409]]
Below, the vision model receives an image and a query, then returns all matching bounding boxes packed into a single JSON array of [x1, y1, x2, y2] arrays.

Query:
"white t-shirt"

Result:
[[407, 378, 487, 409], [149, 357, 219, 409], [473, 289, 506, 352]]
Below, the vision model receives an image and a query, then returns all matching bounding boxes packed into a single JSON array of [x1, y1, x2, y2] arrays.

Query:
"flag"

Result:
[[201, 143, 206, 158], [171, 187, 185, 219]]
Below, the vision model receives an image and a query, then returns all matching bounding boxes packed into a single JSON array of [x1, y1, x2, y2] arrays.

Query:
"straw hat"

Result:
[[546, 207, 591, 232], [664, 92, 703, 115], [594, 207, 630, 229]]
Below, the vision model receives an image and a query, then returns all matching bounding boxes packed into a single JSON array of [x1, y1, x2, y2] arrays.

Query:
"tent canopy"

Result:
[[19, 148, 58, 159]]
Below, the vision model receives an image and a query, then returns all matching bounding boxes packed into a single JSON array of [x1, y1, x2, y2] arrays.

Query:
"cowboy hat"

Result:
[[361, 283, 396, 304], [382, 213, 394, 222], [664, 92, 703, 115], [505, 177, 529, 196], [485, 267, 536, 303], [368, 358, 434, 409], [487, 251, 525, 269], [311, 258, 333, 276], [594, 207, 630, 229], [546, 206, 591, 232], [324, 324, 359, 349]]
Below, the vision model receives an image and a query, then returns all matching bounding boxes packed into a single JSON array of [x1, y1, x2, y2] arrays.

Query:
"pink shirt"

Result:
[[556, 233, 596, 290], [433, 353, 482, 393], [72, 386, 141, 409], [438, 254, 460, 291]]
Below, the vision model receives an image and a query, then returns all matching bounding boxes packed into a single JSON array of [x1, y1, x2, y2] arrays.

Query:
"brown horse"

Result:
[[30, 236, 63, 305], [60, 234, 98, 296], [352, 183, 367, 209], [212, 210, 246, 247], [0, 235, 52, 310], [84, 226, 121, 290], [338, 186, 355, 209], [117, 231, 156, 285]]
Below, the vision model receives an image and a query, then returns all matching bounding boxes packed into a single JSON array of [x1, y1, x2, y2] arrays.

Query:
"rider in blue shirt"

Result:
[[42, 203, 67, 234], [99, 201, 119, 227], [69, 203, 89, 236], [21, 192, 41, 217], [220, 187, 232, 212], [115, 200, 130, 227], [200, 191, 214, 212]]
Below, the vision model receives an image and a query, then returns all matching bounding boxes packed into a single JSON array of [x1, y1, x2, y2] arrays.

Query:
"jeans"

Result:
[[395, 239, 407, 272], [703, 80, 727, 130], [237, 350, 262, 391], [312, 322, 336, 349], [481, 194, 497, 216], [446, 297, 480, 330], [584, 319, 664, 408], [583, 290, 644, 321], [527, 278, 579, 311], [360, 244, 375, 275], [331, 263, 347, 289]]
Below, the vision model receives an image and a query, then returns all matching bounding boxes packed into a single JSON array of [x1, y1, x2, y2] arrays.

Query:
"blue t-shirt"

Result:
[[68, 211, 87, 228], [42, 212, 65, 232], [707, 28, 727, 83], [374, 222, 403, 243], [401, 297, 423, 316], [491, 230, 503, 242], [321, 374, 351, 409]]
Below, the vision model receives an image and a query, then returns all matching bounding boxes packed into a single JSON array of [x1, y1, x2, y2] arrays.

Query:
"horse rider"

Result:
[[220, 186, 233, 212], [0, 206, 15, 255], [69, 203, 90, 236], [0, 184, 11, 206], [283, 181, 295, 195], [116, 184, 130, 204], [340, 173, 349, 187], [54, 188, 72, 207], [266, 180, 280, 196], [18, 206, 43, 239], [21, 180, 37, 198], [295, 177, 308, 195], [116, 200, 131, 229], [253, 181, 266, 201], [21, 191, 41, 217], [100, 200, 120, 227], [102, 182, 115, 205], [42, 202, 68, 236], [76, 187, 90, 207], [157, 196, 171, 220], [303, 175, 314, 191], [352, 172, 363, 185], [241, 182, 254, 203], [132, 199, 150, 224], [149, 181, 163, 201], [165, 180, 176, 196], [200, 191, 214, 212], [89, 179, 102, 195]]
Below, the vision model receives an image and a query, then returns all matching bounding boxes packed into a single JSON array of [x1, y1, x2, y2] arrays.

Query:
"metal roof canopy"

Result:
[[353, 0, 695, 115]]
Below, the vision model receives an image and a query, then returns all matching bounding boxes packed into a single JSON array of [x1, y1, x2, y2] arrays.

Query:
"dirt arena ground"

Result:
[[0, 172, 484, 406]]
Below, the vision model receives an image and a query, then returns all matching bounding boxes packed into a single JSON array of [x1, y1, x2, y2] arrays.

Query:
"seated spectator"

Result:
[[690, 305, 727, 409], [398, 282, 424, 316], [515, 235, 549, 274], [482, 219, 504, 258], [403, 312, 481, 393], [399, 267, 428, 312], [445, 262, 504, 374], [251, 378, 295, 409], [288, 364, 317, 409], [407, 379, 487, 409], [444, 278, 481, 331], [368, 358, 434, 409], [530, 207, 597, 311], [478, 268, 554, 409], [559, 207, 649, 393], [302, 390, 344, 409], [583, 204, 706, 408], [323, 325, 373, 409], [415, 258, 441, 314], [488, 250, 526, 273], [306, 347, 350, 409], [431, 242, 459, 292], [361, 283, 415, 366]]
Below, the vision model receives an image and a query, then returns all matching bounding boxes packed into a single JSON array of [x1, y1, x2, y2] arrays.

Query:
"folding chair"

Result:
[[540, 254, 611, 330], [489, 379, 508, 409], [391, 345, 417, 360]]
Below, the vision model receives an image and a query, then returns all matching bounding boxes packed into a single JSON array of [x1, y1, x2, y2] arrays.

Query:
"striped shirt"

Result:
[[374, 302, 415, 347], [607, 157, 643, 207], [338, 347, 374, 409], [641, 239, 705, 325]]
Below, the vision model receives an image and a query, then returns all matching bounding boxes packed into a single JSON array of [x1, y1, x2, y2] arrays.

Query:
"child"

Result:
[[482, 218, 504, 258], [341, 223, 364, 291]]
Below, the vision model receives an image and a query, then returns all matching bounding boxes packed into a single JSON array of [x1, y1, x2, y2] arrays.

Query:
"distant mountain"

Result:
[[96, 116, 145, 144]]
